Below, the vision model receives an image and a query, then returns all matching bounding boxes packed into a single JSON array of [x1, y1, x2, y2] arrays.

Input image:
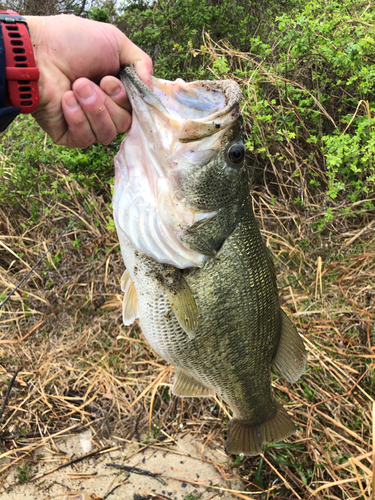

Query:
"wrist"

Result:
[[23, 16, 41, 65]]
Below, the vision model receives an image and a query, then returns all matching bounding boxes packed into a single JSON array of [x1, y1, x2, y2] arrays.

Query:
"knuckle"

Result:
[[144, 54, 153, 68], [102, 137, 114, 146], [117, 115, 131, 134], [81, 136, 96, 148], [71, 132, 95, 149], [93, 105, 106, 117], [100, 128, 116, 145]]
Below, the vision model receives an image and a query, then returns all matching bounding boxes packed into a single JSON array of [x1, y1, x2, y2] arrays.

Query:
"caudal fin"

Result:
[[225, 404, 295, 456]]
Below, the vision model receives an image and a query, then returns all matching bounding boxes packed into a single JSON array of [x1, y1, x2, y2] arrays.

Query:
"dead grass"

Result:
[[0, 83, 375, 499]]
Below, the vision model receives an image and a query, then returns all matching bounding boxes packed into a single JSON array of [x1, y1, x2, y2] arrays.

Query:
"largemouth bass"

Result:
[[113, 66, 307, 455]]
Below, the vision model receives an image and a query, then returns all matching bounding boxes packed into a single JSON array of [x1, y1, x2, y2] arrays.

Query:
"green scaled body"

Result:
[[113, 66, 307, 455]]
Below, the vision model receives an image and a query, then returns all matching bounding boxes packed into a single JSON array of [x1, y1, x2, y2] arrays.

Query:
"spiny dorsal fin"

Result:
[[273, 309, 307, 383], [121, 269, 139, 326], [173, 368, 215, 397], [166, 274, 198, 339]]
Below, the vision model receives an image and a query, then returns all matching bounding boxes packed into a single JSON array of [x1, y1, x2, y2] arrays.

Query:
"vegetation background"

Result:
[[0, 0, 374, 499]]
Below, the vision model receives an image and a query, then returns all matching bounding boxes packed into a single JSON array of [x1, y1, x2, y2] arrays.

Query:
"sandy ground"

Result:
[[1, 434, 243, 500]]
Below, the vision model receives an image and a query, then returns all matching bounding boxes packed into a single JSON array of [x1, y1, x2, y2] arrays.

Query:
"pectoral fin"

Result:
[[273, 310, 307, 383], [173, 368, 215, 397], [121, 269, 139, 326], [166, 274, 198, 339]]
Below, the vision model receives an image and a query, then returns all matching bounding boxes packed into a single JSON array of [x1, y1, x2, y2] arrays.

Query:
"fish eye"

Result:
[[228, 144, 244, 164]]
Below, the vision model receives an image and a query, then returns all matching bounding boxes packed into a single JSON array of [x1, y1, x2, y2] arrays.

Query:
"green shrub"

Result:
[[275, 0, 375, 203], [3, 0, 375, 228], [88, 6, 112, 23], [0, 115, 118, 209], [116, 0, 375, 217], [118, 0, 283, 81], [189, 0, 375, 216]]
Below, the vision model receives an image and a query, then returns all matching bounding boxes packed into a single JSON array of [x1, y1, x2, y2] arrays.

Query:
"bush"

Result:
[[275, 0, 375, 204], [0, 115, 117, 209], [188, 0, 375, 220], [3, 0, 374, 228], [118, 0, 284, 80]]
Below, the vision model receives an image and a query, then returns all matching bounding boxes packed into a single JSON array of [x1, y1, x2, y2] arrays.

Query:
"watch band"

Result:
[[0, 10, 39, 113]]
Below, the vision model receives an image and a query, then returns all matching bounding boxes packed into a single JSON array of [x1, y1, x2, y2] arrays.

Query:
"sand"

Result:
[[1, 434, 243, 499]]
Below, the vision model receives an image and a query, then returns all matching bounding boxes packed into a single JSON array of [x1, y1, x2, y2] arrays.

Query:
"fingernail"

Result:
[[76, 82, 94, 100], [65, 93, 79, 109], [107, 80, 122, 97]]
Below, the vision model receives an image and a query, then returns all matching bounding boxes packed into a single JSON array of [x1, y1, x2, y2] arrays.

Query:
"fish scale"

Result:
[[114, 66, 307, 455]]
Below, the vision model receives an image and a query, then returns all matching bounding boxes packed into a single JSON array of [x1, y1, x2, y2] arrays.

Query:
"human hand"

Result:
[[25, 15, 153, 148]]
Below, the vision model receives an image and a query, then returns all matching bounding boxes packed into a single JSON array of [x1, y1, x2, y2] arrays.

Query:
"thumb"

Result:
[[117, 32, 153, 89]]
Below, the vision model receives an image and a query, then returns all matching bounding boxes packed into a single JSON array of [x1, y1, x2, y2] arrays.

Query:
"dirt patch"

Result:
[[1, 434, 242, 500]]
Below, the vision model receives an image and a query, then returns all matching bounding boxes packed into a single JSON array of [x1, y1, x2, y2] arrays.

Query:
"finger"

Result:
[[58, 91, 96, 148], [134, 57, 154, 91], [72, 78, 118, 145], [115, 31, 153, 89], [100, 76, 131, 112], [73, 78, 132, 140]]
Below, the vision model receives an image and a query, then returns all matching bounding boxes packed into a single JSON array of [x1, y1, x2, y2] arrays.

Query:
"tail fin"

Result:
[[225, 404, 295, 456]]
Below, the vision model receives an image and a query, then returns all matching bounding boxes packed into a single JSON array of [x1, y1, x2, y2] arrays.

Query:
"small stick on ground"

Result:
[[103, 479, 129, 499], [32, 445, 113, 481], [0, 366, 20, 419], [106, 463, 166, 485]]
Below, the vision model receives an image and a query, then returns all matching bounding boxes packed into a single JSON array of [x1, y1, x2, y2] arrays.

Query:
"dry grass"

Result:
[[1, 77, 375, 499]]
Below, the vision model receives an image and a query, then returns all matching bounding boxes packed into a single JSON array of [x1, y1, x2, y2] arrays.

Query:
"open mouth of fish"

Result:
[[113, 65, 242, 269]]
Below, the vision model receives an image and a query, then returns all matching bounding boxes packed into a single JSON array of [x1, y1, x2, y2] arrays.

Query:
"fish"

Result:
[[112, 65, 307, 456]]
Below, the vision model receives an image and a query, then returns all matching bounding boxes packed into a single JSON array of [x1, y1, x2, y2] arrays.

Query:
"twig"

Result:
[[106, 463, 166, 485], [0, 366, 20, 419], [103, 480, 129, 499], [162, 474, 257, 499], [0, 318, 47, 344], [32, 445, 114, 481], [0, 426, 85, 441]]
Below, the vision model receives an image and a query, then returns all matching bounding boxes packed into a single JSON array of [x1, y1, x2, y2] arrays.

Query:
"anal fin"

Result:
[[121, 269, 139, 326], [226, 404, 295, 456], [273, 309, 307, 383], [172, 368, 215, 397]]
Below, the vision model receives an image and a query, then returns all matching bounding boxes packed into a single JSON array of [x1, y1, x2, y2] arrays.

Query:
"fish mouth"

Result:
[[113, 66, 242, 269], [121, 64, 241, 146]]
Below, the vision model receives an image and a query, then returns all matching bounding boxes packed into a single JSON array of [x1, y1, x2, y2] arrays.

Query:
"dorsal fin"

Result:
[[273, 310, 307, 383]]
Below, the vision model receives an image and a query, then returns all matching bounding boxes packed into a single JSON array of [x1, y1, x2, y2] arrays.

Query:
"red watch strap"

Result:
[[0, 10, 39, 113]]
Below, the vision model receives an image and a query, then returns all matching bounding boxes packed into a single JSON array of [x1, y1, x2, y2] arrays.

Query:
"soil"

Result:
[[1, 434, 243, 500]]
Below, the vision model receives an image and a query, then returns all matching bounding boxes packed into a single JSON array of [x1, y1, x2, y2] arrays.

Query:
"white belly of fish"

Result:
[[116, 222, 190, 365]]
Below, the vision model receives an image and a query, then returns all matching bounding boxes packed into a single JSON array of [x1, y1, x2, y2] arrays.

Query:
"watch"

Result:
[[0, 10, 39, 114]]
